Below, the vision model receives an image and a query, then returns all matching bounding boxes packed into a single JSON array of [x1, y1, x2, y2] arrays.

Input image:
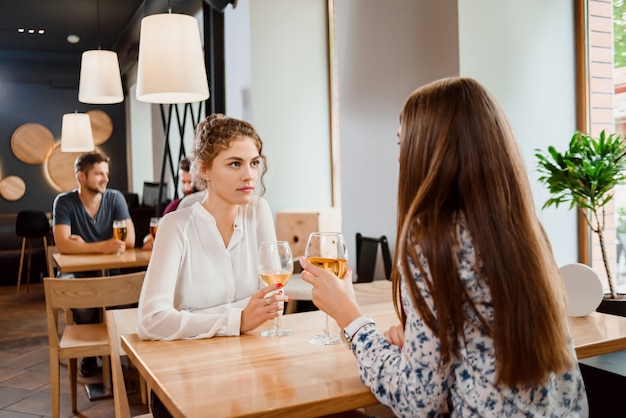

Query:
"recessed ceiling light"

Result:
[[27, 29, 35, 34], [67, 34, 80, 44], [38, 29, 45, 35], [17, 28, 25, 33]]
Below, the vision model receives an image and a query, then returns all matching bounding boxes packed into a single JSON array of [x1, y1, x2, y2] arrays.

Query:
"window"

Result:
[[577, 0, 626, 291]]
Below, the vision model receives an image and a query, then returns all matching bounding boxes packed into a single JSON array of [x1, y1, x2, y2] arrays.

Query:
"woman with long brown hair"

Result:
[[300, 77, 588, 417]]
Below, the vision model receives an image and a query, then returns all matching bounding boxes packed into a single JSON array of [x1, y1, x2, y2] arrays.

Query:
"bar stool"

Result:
[[16, 210, 50, 295]]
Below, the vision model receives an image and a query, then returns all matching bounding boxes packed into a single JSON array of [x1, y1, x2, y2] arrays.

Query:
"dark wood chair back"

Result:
[[355, 233, 392, 283]]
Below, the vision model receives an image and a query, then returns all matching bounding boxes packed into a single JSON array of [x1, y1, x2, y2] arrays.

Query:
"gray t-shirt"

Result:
[[52, 189, 130, 242]]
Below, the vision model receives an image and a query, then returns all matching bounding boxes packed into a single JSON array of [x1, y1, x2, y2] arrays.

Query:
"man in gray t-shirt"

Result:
[[53, 152, 135, 254], [52, 151, 136, 377], [53, 189, 130, 244]]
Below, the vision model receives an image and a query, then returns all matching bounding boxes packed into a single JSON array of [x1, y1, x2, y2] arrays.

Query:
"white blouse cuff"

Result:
[[227, 307, 244, 335]]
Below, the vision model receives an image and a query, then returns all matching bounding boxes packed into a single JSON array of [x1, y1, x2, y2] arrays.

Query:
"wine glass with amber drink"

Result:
[[150, 217, 160, 239], [258, 241, 294, 337], [305, 232, 348, 345], [112, 219, 127, 254]]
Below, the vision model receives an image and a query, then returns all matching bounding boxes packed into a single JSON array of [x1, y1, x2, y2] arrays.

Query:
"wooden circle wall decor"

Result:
[[11, 123, 55, 164], [0, 175, 26, 201], [87, 109, 113, 145], [45, 143, 83, 192]]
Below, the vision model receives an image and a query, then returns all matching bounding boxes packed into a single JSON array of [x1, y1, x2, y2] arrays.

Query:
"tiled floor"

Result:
[[0, 282, 149, 418]]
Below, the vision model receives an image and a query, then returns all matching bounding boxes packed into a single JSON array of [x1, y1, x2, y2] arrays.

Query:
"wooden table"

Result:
[[354, 280, 626, 360], [52, 248, 152, 275], [569, 311, 626, 359], [121, 283, 399, 418], [121, 280, 626, 417], [122, 304, 397, 418]]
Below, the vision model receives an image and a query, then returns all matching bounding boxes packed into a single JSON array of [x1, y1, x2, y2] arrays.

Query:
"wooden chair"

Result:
[[355, 233, 392, 283], [106, 308, 152, 418], [44, 271, 146, 418], [47, 245, 58, 278]]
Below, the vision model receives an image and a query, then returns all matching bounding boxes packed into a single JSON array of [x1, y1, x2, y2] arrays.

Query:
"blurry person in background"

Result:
[[143, 157, 196, 250], [162, 157, 194, 215], [177, 159, 208, 210]]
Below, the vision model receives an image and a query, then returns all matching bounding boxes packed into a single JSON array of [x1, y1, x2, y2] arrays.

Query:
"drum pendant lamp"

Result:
[[61, 113, 95, 152], [135, 11, 210, 104], [78, 0, 123, 104], [79, 50, 123, 104]]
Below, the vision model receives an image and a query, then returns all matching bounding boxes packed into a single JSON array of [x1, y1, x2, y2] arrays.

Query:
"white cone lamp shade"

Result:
[[61, 113, 95, 152], [136, 13, 210, 104], [78, 50, 124, 104]]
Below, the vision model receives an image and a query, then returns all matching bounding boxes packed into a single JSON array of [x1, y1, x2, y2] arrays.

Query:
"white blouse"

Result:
[[137, 196, 277, 340]]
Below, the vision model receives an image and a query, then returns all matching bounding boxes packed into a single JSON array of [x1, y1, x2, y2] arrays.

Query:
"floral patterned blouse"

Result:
[[351, 220, 588, 417]]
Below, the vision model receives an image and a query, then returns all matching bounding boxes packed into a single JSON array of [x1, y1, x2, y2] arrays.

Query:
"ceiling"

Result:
[[0, 0, 145, 55], [0, 0, 208, 87]]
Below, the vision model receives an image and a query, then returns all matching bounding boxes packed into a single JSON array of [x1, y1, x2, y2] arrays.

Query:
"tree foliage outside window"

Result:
[[615, 0, 626, 68]]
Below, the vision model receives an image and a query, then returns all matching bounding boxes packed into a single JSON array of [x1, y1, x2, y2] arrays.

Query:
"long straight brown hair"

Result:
[[393, 77, 574, 387]]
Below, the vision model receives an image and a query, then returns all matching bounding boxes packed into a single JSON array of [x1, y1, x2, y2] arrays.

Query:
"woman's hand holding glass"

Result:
[[257, 241, 293, 337], [302, 232, 357, 345], [240, 283, 289, 333], [299, 256, 361, 330]]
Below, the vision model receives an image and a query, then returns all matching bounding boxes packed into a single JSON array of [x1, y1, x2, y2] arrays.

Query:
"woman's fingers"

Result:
[[384, 324, 405, 348], [242, 286, 289, 332], [299, 256, 331, 277], [259, 289, 290, 308], [256, 283, 283, 297]]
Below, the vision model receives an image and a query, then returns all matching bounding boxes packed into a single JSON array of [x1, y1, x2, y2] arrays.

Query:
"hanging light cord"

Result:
[[96, 0, 101, 49]]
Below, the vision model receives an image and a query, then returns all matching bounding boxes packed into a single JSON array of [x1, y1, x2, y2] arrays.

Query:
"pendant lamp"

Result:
[[136, 12, 210, 104], [78, 0, 124, 104], [79, 50, 123, 104], [61, 113, 95, 152]]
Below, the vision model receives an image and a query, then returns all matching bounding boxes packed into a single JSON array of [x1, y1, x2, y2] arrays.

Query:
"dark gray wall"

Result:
[[0, 79, 127, 214]]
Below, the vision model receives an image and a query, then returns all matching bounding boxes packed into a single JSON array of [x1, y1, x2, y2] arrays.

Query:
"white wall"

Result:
[[248, 0, 332, 213], [126, 80, 156, 202], [224, 0, 252, 121], [331, 0, 577, 267], [335, 0, 460, 266], [221, 0, 578, 269], [458, 0, 577, 265]]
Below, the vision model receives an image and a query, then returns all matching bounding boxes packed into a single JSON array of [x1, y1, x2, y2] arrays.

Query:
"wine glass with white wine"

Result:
[[304, 232, 349, 345], [258, 241, 294, 337]]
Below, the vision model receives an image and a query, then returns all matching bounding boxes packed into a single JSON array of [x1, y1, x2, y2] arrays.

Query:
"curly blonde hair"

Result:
[[191, 114, 267, 194]]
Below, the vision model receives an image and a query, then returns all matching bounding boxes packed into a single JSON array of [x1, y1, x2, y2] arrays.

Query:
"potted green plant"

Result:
[[536, 130, 626, 310]]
